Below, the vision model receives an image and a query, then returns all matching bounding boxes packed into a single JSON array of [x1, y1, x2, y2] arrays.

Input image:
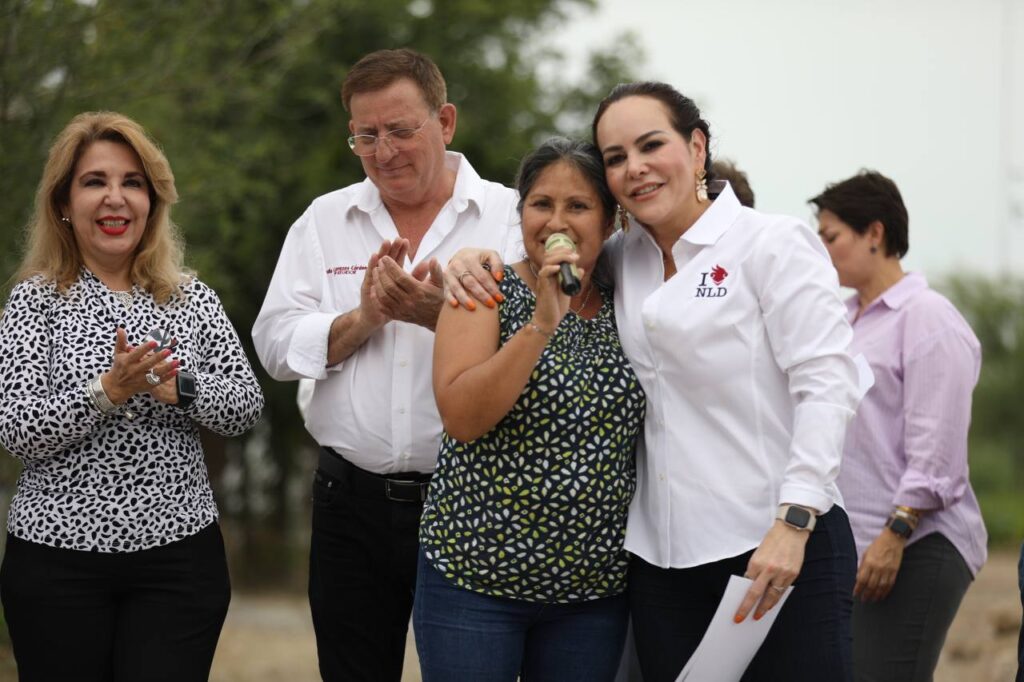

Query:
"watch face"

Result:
[[177, 371, 197, 398], [888, 517, 913, 538], [785, 506, 812, 528]]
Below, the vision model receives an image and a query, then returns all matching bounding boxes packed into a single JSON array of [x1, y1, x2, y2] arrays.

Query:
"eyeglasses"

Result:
[[347, 119, 429, 156]]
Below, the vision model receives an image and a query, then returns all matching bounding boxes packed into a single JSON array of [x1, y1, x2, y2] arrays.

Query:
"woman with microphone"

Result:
[[412, 137, 646, 681]]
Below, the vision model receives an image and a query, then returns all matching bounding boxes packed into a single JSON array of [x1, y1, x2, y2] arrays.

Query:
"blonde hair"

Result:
[[18, 111, 190, 303]]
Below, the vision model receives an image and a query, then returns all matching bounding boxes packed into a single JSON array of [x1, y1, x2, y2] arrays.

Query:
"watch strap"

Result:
[[776, 504, 817, 532]]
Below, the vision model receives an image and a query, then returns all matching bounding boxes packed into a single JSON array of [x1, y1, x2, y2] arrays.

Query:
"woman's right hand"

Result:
[[444, 248, 505, 310], [100, 327, 178, 405], [531, 247, 582, 335]]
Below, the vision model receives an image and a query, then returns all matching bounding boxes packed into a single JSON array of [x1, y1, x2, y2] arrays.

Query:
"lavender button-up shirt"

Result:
[[837, 272, 987, 576]]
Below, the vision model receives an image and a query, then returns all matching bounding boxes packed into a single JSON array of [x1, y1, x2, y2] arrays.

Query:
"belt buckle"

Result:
[[385, 478, 426, 503]]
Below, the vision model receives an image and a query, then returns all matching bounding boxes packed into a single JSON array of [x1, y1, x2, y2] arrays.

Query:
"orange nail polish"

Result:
[[494, 270, 504, 281], [449, 298, 459, 308], [753, 612, 763, 621], [494, 293, 505, 303], [484, 298, 496, 309], [466, 300, 477, 311], [733, 615, 744, 624]]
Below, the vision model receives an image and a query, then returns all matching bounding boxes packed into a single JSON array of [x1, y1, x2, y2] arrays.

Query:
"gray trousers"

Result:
[[852, 532, 972, 682]]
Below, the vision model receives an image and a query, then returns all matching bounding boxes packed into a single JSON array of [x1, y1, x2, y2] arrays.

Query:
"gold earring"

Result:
[[617, 205, 631, 232], [695, 168, 709, 203]]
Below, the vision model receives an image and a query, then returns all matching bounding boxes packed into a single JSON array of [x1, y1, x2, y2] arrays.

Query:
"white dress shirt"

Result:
[[611, 184, 860, 568], [253, 152, 520, 474]]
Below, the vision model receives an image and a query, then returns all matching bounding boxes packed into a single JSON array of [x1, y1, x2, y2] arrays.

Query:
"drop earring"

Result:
[[617, 205, 630, 232], [695, 168, 709, 203], [870, 245, 878, 254]]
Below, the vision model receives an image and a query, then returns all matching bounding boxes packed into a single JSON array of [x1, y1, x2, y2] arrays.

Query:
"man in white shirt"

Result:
[[252, 48, 519, 682]]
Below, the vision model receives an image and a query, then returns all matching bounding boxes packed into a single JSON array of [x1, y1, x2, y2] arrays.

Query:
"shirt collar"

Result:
[[681, 181, 743, 246], [351, 151, 483, 215], [878, 271, 928, 309], [846, 271, 928, 317]]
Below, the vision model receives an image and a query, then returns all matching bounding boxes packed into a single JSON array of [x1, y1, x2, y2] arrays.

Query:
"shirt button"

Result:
[[398, 407, 406, 414], [645, 320, 655, 330], [659, 473, 666, 482], [401, 452, 410, 459], [399, 359, 408, 367]]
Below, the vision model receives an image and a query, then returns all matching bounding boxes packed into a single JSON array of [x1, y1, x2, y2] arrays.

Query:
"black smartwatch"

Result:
[[776, 504, 817, 532], [175, 371, 197, 410], [886, 514, 914, 539]]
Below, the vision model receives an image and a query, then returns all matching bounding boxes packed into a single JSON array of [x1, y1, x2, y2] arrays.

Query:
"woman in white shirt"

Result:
[[447, 81, 862, 681]]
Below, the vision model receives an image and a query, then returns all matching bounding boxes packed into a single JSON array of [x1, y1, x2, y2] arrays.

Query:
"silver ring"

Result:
[[457, 271, 473, 283], [769, 584, 786, 593], [145, 370, 161, 386]]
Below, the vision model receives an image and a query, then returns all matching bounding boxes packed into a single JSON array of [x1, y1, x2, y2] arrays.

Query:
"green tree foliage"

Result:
[[942, 275, 1024, 543], [0, 0, 640, 583]]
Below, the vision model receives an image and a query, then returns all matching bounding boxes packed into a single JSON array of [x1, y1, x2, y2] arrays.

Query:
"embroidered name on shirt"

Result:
[[326, 265, 368, 275], [695, 265, 728, 298]]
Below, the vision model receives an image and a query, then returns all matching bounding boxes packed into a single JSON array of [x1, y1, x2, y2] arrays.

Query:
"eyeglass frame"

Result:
[[347, 118, 431, 157]]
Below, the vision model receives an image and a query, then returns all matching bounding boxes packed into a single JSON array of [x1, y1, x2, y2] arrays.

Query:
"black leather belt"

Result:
[[317, 447, 432, 504]]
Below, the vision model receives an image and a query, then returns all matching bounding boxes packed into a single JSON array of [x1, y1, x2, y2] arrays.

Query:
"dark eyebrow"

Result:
[[601, 129, 667, 155]]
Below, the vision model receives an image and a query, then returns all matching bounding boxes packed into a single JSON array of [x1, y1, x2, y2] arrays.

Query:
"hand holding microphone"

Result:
[[544, 233, 581, 296]]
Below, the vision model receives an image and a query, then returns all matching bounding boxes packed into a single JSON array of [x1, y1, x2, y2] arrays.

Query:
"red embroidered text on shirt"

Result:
[[326, 265, 368, 275]]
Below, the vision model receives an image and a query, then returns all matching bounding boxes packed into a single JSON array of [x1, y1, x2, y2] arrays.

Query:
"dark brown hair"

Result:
[[341, 48, 446, 113], [809, 170, 909, 258]]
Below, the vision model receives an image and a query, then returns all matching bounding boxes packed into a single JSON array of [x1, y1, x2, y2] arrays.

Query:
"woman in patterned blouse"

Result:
[[0, 112, 264, 681], [413, 137, 646, 681]]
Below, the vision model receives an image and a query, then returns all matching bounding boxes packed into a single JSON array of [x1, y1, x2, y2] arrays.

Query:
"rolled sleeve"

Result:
[[894, 327, 979, 510], [287, 312, 337, 380]]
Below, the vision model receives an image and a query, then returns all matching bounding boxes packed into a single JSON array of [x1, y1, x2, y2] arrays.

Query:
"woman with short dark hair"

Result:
[[811, 169, 987, 682]]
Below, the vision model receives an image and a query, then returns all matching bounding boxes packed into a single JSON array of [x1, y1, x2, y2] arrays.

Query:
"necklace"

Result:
[[111, 289, 134, 310], [527, 262, 594, 314]]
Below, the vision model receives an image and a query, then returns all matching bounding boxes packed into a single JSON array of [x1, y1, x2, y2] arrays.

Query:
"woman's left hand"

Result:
[[734, 520, 810, 622], [853, 529, 905, 602], [149, 370, 181, 405]]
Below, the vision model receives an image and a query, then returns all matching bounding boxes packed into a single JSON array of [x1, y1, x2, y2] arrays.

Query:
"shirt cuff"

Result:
[[286, 312, 337, 380], [892, 469, 964, 511], [778, 484, 834, 516]]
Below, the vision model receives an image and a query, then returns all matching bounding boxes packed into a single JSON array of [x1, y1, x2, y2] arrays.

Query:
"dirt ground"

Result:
[[207, 549, 1022, 682]]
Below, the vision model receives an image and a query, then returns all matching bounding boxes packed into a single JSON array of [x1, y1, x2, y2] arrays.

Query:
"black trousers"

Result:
[[0, 522, 230, 682], [852, 533, 972, 682], [629, 506, 857, 682], [308, 458, 427, 682]]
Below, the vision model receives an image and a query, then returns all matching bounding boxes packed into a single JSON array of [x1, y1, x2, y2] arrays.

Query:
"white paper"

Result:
[[852, 352, 875, 399], [674, 575, 793, 682]]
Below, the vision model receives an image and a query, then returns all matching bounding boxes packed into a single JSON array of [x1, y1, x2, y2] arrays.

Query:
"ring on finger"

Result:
[[457, 271, 473, 283], [769, 584, 787, 593], [145, 370, 161, 386]]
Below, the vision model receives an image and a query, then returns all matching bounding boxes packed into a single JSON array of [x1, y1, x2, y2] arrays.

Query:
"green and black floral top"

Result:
[[420, 266, 645, 603]]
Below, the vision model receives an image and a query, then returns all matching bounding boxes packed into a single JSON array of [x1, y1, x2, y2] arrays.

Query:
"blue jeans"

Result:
[[413, 550, 629, 682]]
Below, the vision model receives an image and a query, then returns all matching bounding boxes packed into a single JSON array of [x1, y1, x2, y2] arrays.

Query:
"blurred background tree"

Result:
[[0, 0, 641, 587], [943, 276, 1024, 544]]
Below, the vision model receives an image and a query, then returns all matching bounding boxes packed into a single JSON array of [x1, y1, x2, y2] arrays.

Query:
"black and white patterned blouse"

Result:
[[0, 270, 264, 553], [420, 266, 645, 603]]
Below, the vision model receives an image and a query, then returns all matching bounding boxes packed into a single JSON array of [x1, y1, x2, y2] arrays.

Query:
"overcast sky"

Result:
[[556, 0, 1024, 277]]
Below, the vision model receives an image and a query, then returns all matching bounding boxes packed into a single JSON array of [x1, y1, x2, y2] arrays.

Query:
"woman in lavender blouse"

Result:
[[811, 170, 987, 682]]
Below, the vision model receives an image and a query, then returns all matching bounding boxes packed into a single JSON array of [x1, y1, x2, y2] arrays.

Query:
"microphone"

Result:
[[544, 233, 581, 296]]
